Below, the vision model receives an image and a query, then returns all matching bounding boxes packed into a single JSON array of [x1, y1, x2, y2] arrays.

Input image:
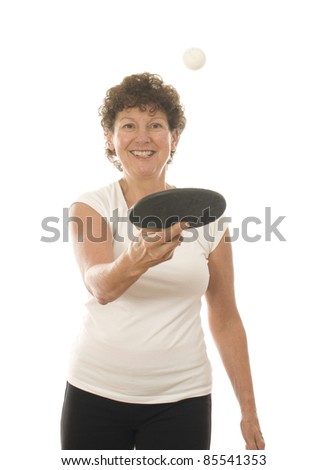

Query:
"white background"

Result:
[[1, 1, 327, 468]]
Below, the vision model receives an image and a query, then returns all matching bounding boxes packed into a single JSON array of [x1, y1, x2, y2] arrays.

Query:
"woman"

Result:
[[60, 72, 265, 450]]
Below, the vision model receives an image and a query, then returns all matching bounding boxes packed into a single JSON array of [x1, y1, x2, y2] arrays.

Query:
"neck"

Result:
[[119, 175, 171, 208]]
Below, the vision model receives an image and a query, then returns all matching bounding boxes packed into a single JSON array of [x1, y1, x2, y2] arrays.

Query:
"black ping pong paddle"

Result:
[[129, 188, 226, 229]]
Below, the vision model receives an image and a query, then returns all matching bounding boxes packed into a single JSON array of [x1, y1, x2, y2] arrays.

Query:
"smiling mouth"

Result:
[[131, 150, 155, 158]]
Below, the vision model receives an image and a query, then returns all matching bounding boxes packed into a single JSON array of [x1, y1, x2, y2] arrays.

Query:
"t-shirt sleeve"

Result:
[[208, 217, 229, 254], [72, 190, 108, 219], [196, 216, 229, 258]]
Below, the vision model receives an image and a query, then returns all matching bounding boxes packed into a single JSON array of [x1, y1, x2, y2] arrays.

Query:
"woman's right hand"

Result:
[[127, 222, 188, 270], [69, 202, 188, 304]]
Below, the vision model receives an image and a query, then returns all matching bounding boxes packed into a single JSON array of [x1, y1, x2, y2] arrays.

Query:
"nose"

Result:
[[134, 126, 151, 143]]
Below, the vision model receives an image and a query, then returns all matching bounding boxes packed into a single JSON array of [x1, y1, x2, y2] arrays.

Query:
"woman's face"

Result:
[[107, 106, 179, 180]]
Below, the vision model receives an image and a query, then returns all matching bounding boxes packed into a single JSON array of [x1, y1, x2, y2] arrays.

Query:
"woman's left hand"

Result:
[[240, 416, 265, 450]]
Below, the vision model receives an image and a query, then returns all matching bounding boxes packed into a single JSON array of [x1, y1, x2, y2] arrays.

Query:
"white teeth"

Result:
[[132, 151, 154, 157]]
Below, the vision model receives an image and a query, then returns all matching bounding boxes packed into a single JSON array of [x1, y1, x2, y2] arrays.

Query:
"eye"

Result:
[[122, 122, 135, 129], [149, 122, 164, 129]]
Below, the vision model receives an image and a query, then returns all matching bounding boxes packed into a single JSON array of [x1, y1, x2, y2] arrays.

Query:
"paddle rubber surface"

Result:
[[129, 188, 226, 228]]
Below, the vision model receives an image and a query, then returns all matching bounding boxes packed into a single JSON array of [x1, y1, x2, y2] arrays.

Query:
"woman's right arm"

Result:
[[69, 202, 185, 304]]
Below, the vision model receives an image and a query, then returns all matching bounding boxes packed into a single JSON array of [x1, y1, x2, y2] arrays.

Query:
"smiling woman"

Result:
[[99, 73, 186, 173], [106, 107, 179, 185], [60, 72, 265, 451]]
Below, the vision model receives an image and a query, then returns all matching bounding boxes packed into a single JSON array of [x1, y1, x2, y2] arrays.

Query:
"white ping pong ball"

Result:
[[183, 47, 206, 70]]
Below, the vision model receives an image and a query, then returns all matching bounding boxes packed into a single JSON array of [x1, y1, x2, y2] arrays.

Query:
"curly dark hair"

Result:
[[98, 72, 187, 171]]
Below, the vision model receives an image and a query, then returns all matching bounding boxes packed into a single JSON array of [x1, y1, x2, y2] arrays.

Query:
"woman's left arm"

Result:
[[205, 228, 265, 450]]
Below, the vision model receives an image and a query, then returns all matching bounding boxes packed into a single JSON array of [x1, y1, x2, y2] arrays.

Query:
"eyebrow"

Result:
[[119, 116, 165, 121], [118, 116, 167, 123]]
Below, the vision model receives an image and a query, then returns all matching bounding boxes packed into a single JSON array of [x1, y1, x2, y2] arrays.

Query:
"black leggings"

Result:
[[61, 383, 211, 450]]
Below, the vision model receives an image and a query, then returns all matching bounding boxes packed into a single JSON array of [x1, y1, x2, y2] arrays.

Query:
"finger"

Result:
[[163, 222, 189, 242], [141, 234, 161, 243], [245, 438, 257, 450], [255, 432, 265, 450], [140, 228, 162, 243], [241, 426, 257, 450], [246, 432, 265, 450]]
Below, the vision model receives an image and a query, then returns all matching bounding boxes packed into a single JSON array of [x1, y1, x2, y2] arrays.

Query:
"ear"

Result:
[[171, 129, 180, 153], [106, 131, 114, 150]]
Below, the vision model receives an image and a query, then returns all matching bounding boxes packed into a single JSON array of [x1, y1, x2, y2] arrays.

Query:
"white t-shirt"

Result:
[[67, 181, 228, 404]]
